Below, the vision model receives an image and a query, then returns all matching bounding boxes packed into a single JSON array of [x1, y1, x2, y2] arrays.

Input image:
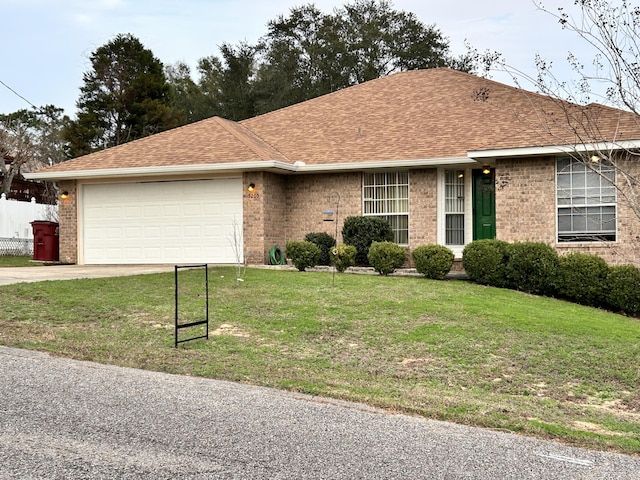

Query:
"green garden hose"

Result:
[[269, 246, 285, 265]]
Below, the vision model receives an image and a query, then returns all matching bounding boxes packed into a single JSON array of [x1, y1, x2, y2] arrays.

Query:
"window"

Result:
[[363, 171, 409, 244], [557, 157, 616, 242], [445, 170, 465, 245]]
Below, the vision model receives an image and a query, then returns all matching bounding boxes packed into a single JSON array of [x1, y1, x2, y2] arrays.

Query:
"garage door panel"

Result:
[[82, 179, 242, 264]]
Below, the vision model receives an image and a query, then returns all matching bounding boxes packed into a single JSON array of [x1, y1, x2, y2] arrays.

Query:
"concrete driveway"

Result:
[[2, 346, 639, 479], [0, 264, 176, 285]]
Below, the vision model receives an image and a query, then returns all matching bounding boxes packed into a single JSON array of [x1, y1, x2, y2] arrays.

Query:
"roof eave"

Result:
[[468, 140, 640, 161], [24, 157, 477, 181], [23, 161, 299, 181]]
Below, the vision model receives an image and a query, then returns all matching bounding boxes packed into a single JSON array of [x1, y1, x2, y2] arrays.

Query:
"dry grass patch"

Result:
[[0, 266, 638, 454]]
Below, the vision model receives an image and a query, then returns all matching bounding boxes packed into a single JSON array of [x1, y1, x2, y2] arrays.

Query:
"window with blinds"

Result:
[[363, 171, 409, 245], [445, 170, 465, 245], [557, 157, 616, 242]]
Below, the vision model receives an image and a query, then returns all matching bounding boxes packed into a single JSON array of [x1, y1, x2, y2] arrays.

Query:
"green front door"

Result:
[[473, 169, 496, 240]]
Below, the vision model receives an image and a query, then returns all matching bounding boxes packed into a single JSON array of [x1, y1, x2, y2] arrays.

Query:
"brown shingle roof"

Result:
[[42, 116, 289, 173], [242, 68, 640, 162], [34, 68, 640, 176]]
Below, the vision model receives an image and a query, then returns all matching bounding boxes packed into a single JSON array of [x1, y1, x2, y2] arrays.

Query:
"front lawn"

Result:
[[0, 267, 638, 454], [0, 256, 39, 267]]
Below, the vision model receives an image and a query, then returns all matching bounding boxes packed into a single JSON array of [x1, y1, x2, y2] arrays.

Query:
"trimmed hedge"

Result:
[[342, 216, 394, 266], [285, 241, 321, 271], [557, 252, 609, 307], [412, 244, 454, 280], [460, 239, 640, 318], [462, 239, 511, 287], [368, 241, 407, 276], [505, 242, 560, 296], [607, 265, 640, 317], [304, 232, 336, 266]]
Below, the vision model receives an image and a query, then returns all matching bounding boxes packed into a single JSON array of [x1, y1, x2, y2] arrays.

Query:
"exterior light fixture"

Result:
[[60, 191, 69, 200], [457, 171, 464, 179], [247, 183, 256, 192], [590, 155, 601, 163], [482, 166, 491, 175]]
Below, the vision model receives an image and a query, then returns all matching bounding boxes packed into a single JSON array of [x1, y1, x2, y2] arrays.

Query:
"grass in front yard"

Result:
[[0, 267, 639, 454], [0, 256, 39, 267]]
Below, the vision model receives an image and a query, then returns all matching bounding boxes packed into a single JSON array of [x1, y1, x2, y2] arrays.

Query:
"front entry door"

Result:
[[472, 169, 496, 240]]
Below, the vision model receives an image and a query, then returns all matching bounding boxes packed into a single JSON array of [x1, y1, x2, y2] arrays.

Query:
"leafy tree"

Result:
[[0, 106, 68, 197], [215, 43, 258, 121], [254, 4, 350, 113], [253, 0, 471, 114], [339, 0, 450, 83], [65, 33, 182, 157], [165, 61, 211, 124], [194, 43, 258, 122]]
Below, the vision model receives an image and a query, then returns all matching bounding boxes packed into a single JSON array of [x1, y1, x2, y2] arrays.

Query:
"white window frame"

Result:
[[556, 156, 617, 242], [362, 171, 409, 245], [437, 168, 473, 257]]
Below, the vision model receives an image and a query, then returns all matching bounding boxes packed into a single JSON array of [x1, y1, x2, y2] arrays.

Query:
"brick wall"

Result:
[[284, 172, 363, 245], [409, 169, 438, 246], [495, 157, 556, 244], [243, 172, 289, 264], [57, 180, 77, 264], [263, 172, 287, 261], [243, 169, 439, 265], [496, 155, 640, 266]]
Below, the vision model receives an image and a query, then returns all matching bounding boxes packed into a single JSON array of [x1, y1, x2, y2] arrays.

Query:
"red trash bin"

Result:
[[31, 221, 59, 262]]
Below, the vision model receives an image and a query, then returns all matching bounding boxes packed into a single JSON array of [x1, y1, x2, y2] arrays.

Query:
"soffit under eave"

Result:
[[24, 157, 481, 182], [468, 140, 640, 162]]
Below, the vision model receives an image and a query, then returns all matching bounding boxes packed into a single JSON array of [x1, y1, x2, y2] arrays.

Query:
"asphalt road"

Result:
[[1, 346, 638, 479]]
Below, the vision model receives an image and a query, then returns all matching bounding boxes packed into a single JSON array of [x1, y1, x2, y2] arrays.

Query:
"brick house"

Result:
[[26, 68, 640, 266]]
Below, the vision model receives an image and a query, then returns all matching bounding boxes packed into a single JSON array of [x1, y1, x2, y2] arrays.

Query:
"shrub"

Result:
[[607, 265, 640, 317], [329, 244, 357, 272], [304, 232, 336, 266], [285, 241, 321, 271], [557, 252, 609, 307], [505, 242, 560, 296], [367, 242, 407, 276], [342, 216, 394, 266], [412, 244, 455, 280], [462, 239, 511, 287]]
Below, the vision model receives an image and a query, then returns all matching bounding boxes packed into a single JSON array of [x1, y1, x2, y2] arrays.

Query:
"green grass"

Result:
[[0, 256, 40, 267], [1, 266, 639, 455]]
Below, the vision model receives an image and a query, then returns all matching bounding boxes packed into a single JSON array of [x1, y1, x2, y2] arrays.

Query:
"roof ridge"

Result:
[[239, 68, 501, 125], [240, 70, 433, 125], [213, 117, 291, 162]]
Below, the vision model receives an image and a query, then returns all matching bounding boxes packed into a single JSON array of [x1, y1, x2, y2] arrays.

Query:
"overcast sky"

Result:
[[1, 0, 592, 117]]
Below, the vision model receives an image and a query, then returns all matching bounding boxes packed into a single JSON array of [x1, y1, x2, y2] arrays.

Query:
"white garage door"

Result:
[[82, 179, 242, 264]]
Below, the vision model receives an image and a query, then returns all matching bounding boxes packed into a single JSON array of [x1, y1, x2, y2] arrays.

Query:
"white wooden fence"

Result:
[[0, 193, 58, 255]]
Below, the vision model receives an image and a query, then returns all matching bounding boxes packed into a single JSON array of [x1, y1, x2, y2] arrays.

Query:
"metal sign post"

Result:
[[174, 264, 209, 347]]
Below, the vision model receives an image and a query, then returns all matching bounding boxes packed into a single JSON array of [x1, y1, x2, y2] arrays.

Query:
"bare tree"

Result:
[[0, 106, 68, 198], [0, 121, 36, 197], [471, 1, 640, 254]]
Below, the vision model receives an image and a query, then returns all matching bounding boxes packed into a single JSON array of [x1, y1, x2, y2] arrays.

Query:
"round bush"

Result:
[[342, 216, 394, 266], [285, 241, 321, 271], [557, 252, 609, 307], [412, 244, 455, 280], [367, 241, 407, 276], [304, 232, 336, 266], [505, 242, 560, 296], [607, 265, 640, 317], [462, 239, 511, 287], [329, 244, 357, 272]]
